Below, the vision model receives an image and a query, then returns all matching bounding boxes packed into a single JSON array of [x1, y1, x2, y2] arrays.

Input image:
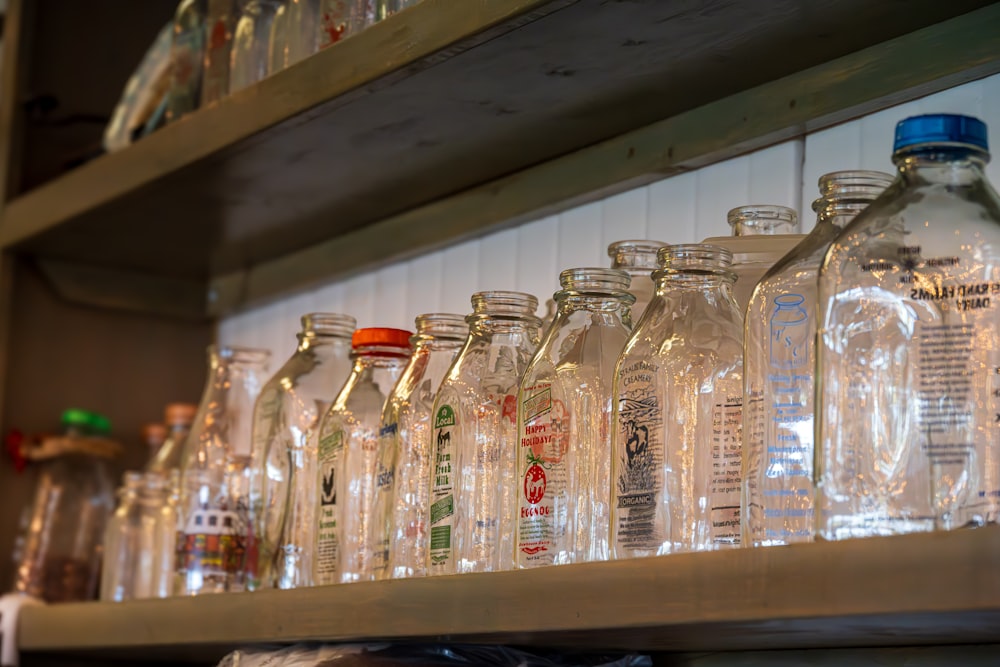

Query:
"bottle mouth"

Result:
[[471, 290, 539, 316], [414, 313, 469, 340], [817, 170, 894, 198], [559, 267, 631, 291], [210, 345, 271, 366], [657, 243, 733, 270], [726, 205, 798, 236], [302, 312, 356, 338], [607, 240, 669, 270]]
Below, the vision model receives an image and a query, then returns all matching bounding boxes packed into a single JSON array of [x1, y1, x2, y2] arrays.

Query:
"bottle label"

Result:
[[427, 405, 456, 571], [614, 360, 663, 552], [176, 504, 248, 583], [314, 429, 343, 584], [710, 398, 743, 545], [517, 384, 569, 567]]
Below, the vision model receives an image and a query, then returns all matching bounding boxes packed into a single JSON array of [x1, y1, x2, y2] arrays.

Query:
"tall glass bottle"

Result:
[[611, 245, 744, 557], [251, 313, 355, 590], [175, 346, 270, 595], [318, 0, 373, 48], [427, 292, 541, 575], [314, 328, 411, 584], [147, 403, 198, 473], [516, 269, 634, 568], [166, 0, 207, 123], [817, 114, 1000, 539], [230, 0, 286, 93], [202, 0, 240, 105], [743, 171, 891, 547], [607, 240, 667, 322], [370, 314, 468, 580], [100, 472, 144, 602]]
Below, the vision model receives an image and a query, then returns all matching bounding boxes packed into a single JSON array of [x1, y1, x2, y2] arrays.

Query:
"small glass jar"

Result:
[[100, 472, 145, 602]]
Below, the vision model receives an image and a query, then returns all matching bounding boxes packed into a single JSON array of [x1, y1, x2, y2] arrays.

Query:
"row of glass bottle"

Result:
[[167, 0, 418, 124], [102, 112, 1000, 598]]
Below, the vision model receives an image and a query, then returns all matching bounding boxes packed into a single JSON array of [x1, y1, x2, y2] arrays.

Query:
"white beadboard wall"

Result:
[[219, 73, 1000, 364]]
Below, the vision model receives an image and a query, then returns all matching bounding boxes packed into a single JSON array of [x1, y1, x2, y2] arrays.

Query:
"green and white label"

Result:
[[428, 404, 457, 571]]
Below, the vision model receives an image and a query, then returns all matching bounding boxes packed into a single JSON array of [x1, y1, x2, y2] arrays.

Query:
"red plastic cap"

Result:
[[352, 327, 413, 350]]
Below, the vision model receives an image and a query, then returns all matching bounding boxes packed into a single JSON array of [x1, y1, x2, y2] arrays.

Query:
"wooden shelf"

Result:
[[1, 1, 999, 318], [16, 530, 1000, 662]]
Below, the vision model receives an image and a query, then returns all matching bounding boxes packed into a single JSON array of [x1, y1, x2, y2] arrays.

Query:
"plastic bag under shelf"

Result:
[[218, 643, 652, 667]]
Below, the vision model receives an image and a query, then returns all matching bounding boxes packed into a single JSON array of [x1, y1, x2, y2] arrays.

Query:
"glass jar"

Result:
[[516, 269, 634, 568], [318, 0, 373, 48], [147, 403, 198, 473], [175, 346, 271, 595], [611, 245, 744, 557], [166, 0, 206, 123], [202, 0, 240, 105], [817, 114, 1000, 539], [370, 314, 467, 580], [607, 240, 668, 322], [14, 410, 119, 601], [314, 328, 412, 584], [230, 0, 286, 93], [743, 171, 891, 547], [100, 472, 144, 602], [250, 313, 355, 590], [427, 292, 542, 575]]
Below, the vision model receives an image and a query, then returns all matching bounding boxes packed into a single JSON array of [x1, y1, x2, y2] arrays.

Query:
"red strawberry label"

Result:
[[524, 462, 546, 505]]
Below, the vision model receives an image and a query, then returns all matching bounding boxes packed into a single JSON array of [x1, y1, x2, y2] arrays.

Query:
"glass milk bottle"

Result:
[[516, 269, 634, 568], [250, 313, 355, 590], [100, 472, 144, 601], [371, 314, 468, 580], [230, 0, 286, 93], [427, 292, 541, 575], [612, 245, 744, 557], [314, 328, 411, 584], [202, 0, 239, 104], [319, 0, 373, 47], [175, 346, 270, 595], [743, 171, 891, 547], [147, 403, 198, 473], [607, 240, 667, 322], [817, 114, 1000, 539], [166, 0, 206, 123]]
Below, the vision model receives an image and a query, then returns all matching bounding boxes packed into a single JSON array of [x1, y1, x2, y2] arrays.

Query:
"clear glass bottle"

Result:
[[152, 471, 181, 598], [230, 0, 286, 93], [250, 313, 355, 590], [608, 240, 668, 322], [318, 0, 373, 48], [611, 245, 744, 557], [175, 346, 270, 595], [743, 171, 892, 547], [143, 424, 168, 464], [268, 2, 289, 74], [370, 314, 468, 580], [166, 0, 207, 123], [14, 410, 118, 601], [202, 0, 240, 105], [147, 403, 198, 473], [703, 206, 803, 312], [515, 269, 634, 568], [100, 472, 145, 602], [282, 0, 320, 69], [427, 292, 542, 575], [314, 328, 411, 584], [377, 0, 418, 20], [817, 114, 1000, 539]]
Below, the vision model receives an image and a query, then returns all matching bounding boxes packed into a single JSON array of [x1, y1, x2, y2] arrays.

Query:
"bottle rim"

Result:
[[301, 312, 356, 338], [657, 243, 733, 268], [414, 313, 469, 340], [559, 267, 632, 291], [726, 205, 798, 235], [211, 345, 271, 365], [607, 240, 669, 270]]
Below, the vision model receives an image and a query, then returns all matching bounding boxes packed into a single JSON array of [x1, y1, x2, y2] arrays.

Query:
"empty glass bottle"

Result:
[[743, 171, 891, 547], [230, 0, 286, 93], [370, 314, 468, 580], [318, 0, 373, 48], [608, 240, 668, 322], [100, 473, 144, 602], [314, 328, 411, 584], [250, 313, 355, 590], [150, 471, 180, 598], [175, 345, 270, 595], [147, 403, 198, 473], [611, 245, 744, 557], [516, 269, 634, 568], [202, 0, 240, 104], [817, 114, 1000, 539], [427, 292, 541, 575], [166, 0, 206, 122], [282, 0, 320, 69]]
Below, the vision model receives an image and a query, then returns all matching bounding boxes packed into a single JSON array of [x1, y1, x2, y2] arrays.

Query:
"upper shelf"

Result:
[[1, 0, 999, 318], [17, 530, 1000, 662]]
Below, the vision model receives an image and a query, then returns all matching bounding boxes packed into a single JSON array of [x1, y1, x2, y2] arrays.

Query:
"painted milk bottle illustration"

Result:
[[427, 292, 541, 574], [817, 114, 1000, 539], [515, 269, 634, 567], [743, 171, 890, 546], [612, 245, 744, 557], [313, 328, 411, 584], [370, 314, 468, 580]]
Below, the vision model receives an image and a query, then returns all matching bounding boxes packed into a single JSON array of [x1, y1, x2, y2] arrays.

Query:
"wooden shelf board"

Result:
[[18, 530, 1000, 661], [0, 0, 995, 316]]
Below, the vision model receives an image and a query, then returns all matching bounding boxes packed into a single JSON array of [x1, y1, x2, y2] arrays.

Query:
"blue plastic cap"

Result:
[[894, 114, 988, 153]]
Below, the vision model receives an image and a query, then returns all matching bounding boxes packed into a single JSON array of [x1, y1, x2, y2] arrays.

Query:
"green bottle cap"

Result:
[[61, 408, 92, 428], [89, 413, 112, 435]]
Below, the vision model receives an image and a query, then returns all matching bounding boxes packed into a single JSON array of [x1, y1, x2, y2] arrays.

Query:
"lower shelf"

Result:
[[17, 529, 1000, 662]]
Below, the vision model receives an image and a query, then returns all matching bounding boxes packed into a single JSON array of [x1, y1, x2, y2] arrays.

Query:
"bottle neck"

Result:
[[297, 333, 351, 354], [555, 290, 634, 313], [468, 314, 541, 337], [895, 150, 988, 187]]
